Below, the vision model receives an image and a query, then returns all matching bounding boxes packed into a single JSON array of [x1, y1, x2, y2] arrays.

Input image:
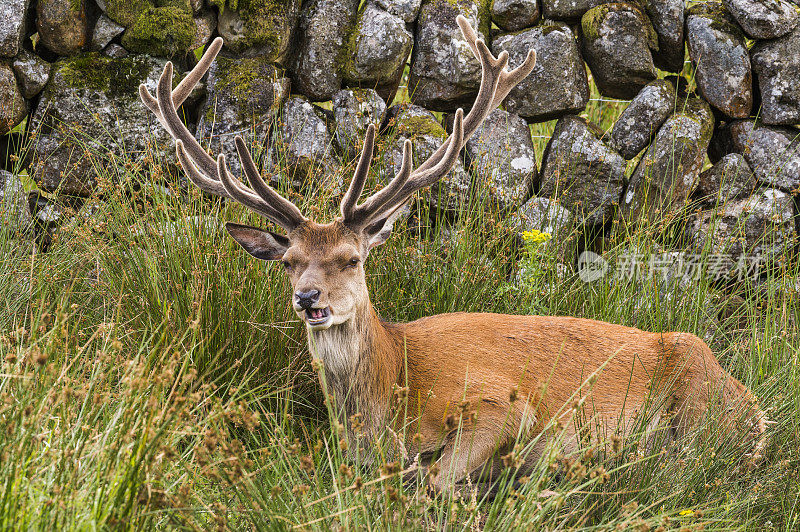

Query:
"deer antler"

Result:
[[340, 15, 537, 231], [140, 17, 534, 236], [139, 37, 307, 233]]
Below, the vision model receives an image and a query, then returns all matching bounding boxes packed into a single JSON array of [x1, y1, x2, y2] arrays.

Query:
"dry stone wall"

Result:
[[0, 0, 798, 280]]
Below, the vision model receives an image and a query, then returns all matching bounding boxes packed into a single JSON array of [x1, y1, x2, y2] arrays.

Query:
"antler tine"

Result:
[[140, 37, 223, 122], [176, 140, 229, 197], [173, 37, 224, 104], [341, 124, 377, 220], [156, 61, 273, 214], [215, 153, 288, 222], [349, 138, 413, 224], [492, 49, 537, 109], [234, 136, 306, 228], [400, 108, 463, 190], [343, 14, 535, 230], [180, 135, 288, 223], [155, 61, 220, 180]]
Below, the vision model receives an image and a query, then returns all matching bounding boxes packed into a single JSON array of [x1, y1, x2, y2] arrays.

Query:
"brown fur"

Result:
[[281, 224, 767, 490]]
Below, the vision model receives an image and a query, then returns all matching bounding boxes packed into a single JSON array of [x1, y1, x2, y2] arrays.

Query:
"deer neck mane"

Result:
[[307, 300, 403, 428]]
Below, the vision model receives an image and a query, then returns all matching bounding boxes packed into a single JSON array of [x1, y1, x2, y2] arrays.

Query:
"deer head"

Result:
[[139, 16, 536, 332]]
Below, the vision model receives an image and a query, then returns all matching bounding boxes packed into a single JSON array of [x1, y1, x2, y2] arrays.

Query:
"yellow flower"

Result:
[[521, 229, 552, 244], [678, 509, 694, 516]]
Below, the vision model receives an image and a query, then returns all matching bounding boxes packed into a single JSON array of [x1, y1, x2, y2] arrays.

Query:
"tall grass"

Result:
[[1, 101, 798, 530]]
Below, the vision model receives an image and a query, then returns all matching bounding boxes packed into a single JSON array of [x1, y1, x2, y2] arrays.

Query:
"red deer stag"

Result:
[[140, 17, 766, 490]]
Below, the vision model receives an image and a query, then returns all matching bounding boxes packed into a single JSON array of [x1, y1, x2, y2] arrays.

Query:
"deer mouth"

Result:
[[305, 307, 331, 325]]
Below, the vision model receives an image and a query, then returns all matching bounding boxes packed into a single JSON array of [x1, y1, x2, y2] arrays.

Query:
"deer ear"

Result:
[[363, 201, 408, 250], [225, 222, 289, 261]]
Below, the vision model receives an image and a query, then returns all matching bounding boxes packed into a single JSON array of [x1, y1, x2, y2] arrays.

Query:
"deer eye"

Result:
[[344, 257, 360, 270]]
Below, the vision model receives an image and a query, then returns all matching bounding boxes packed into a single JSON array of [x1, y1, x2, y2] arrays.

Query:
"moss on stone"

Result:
[[686, 2, 728, 20], [339, 8, 365, 80], [215, 56, 278, 102], [540, 21, 568, 37], [685, 98, 715, 145], [105, 0, 195, 57], [582, 3, 657, 49], [124, 6, 195, 56], [57, 53, 162, 98], [215, 0, 296, 56], [686, 3, 745, 43], [207, 0, 231, 10], [204, 55, 281, 123], [418, 0, 491, 44], [396, 115, 448, 140], [581, 4, 614, 42]]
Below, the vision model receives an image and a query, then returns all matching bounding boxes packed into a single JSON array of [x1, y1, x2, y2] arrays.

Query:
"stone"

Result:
[[688, 188, 797, 275], [384, 104, 471, 213], [408, 0, 490, 111], [696, 153, 759, 205], [11, 50, 51, 99], [37, 0, 89, 55], [539, 115, 626, 226], [91, 14, 125, 51], [622, 98, 715, 223], [28, 54, 185, 196], [372, 0, 423, 23], [492, 0, 540, 31], [0, 132, 25, 174], [641, 0, 685, 73], [196, 55, 290, 179], [608, 79, 675, 160], [542, 0, 607, 21], [332, 88, 386, 158], [216, 0, 300, 63], [342, 4, 413, 100], [273, 97, 338, 182], [492, 22, 589, 122], [0, 64, 26, 136], [465, 109, 537, 211], [751, 28, 800, 126], [710, 121, 800, 192], [105, 0, 197, 57], [686, 3, 752, 119], [510, 196, 574, 259], [722, 0, 798, 39], [0, 0, 29, 57], [0, 170, 31, 237], [511, 196, 573, 240], [103, 43, 128, 58], [191, 9, 217, 50], [291, 0, 358, 101], [581, 3, 658, 100], [28, 194, 69, 225]]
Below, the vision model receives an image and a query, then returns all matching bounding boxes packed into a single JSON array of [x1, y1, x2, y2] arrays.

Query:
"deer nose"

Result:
[[294, 289, 320, 310]]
